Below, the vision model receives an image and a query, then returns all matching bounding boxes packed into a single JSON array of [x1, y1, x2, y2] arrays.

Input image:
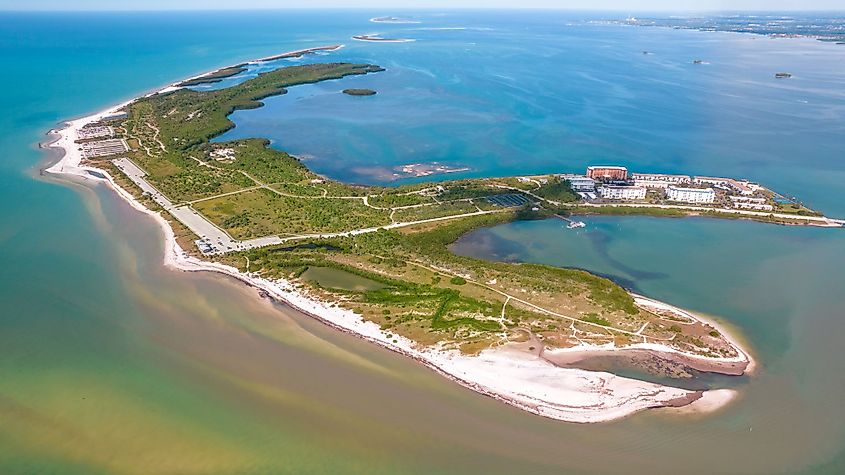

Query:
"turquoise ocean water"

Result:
[[1, 10, 845, 474]]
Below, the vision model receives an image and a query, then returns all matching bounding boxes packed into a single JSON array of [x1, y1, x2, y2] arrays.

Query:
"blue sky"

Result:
[[0, 0, 842, 10]]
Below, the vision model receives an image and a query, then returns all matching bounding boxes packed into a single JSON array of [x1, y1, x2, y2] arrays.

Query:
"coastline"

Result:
[[43, 46, 754, 424], [251, 44, 345, 63]]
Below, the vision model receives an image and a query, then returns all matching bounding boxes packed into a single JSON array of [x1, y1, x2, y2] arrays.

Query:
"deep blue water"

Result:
[[2, 10, 845, 474], [213, 12, 845, 217]]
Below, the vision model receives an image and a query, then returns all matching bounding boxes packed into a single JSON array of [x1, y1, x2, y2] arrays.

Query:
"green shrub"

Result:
[[581, 314, 611, 326]]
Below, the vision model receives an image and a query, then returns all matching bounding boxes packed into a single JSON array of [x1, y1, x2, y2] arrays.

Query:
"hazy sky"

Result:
[[0, 0, 842, 10]]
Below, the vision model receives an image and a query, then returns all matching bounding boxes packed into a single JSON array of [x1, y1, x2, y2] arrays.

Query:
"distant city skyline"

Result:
[[2, 0, 844, 12]]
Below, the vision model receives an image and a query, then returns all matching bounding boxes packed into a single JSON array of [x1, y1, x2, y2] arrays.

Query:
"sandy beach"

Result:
[[43, 46, 754, 424], [252, 44, 344, 63], [352, 34, 416, 43]]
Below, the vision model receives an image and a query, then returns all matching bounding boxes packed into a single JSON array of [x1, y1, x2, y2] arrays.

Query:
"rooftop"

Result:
[[588, 165, 628, 170]]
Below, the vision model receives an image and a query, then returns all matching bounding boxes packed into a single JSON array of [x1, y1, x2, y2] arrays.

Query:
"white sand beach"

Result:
[[352, 34, 416, 43]]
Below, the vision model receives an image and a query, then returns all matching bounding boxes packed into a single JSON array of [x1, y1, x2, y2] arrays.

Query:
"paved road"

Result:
[[113, 158, 173, 209], [114, 158, 278, 254]]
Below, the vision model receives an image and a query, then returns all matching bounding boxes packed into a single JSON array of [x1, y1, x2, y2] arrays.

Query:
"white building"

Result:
[[634, 179, 678, 189], [694, 176, 754, 196], [632, 173, 691, 184], [598, 185, 646, 201], [631, 173, 691, 189], [732, 202, 773, 211], [729, 195, 767, 204], [730, 196, 772, 211], [560, 174, 596, 192], [666, 186, 715, 204]]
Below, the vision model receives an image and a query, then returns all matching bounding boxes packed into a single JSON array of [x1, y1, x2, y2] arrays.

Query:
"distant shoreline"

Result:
[[604, 16, 845, 44]]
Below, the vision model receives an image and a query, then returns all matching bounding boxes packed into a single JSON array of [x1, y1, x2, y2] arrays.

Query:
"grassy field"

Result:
[[193, 188, 390, 238], [533, 177, 579, 202], [391, 201, 479, 223], [225, 209, 736, 357]]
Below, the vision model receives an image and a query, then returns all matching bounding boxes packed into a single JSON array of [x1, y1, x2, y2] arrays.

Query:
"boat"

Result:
[[567, 221, 586, 229], [775, 72, 792, 79]]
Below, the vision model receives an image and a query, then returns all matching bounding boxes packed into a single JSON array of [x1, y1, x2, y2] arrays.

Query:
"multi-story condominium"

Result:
[[587, 166, 628, 182], [666, 185, 716, 204], [560, 174, 597, 191], [631, 173, 691, 189], [598, 184, 646, 200]]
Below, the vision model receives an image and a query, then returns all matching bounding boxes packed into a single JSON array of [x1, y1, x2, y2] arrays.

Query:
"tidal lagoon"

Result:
[[2, 10, 844, 474]]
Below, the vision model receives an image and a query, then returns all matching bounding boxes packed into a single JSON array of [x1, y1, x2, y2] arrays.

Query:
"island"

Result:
[[370, 16, 421, 24], [342, 88, 377, 96], [45, 47, 842, 423], [392, 162, 470, 179], [353, 34, 415, 43]]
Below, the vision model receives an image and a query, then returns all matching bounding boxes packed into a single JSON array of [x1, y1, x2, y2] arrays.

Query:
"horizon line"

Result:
[[3, 7, 845, 13]]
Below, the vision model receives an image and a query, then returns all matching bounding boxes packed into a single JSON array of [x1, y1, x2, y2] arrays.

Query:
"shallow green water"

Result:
[[301, 266, 387, 292], [1, 10, 844, 474]]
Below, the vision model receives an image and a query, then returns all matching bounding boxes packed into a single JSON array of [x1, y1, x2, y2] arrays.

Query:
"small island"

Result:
[[370, 16, 420, 24], [353, 34, 415, 43], [342, 88, 377, 96]]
